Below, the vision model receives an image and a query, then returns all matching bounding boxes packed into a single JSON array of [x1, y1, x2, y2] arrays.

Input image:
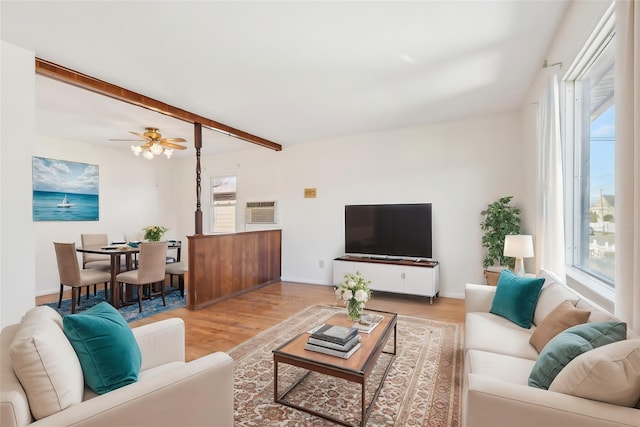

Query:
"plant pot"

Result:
[[484, 266, 508, 286]]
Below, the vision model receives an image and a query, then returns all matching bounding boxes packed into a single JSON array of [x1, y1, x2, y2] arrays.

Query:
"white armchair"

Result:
[[1, 309, 234, 427]]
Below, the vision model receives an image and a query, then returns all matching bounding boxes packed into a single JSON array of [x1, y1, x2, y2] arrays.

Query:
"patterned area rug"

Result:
[[43, 288, 185, 322], [229, 304, 462, 426]]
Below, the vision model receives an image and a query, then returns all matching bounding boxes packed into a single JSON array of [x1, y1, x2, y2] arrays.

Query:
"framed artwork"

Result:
[[32, 156, 99, 221]]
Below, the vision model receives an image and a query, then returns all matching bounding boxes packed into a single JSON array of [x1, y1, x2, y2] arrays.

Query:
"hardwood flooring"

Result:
[[37, 281, 465, 362]]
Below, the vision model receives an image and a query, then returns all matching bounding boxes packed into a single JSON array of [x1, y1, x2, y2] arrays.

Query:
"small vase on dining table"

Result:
[[143, 225, 168, 242]]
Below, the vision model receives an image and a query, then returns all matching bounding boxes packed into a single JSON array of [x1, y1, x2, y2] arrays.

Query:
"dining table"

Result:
[[76, 241, 181, 308]]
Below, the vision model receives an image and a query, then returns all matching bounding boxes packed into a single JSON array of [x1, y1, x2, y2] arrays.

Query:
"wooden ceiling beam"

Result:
[[35, 58, 282, 151]]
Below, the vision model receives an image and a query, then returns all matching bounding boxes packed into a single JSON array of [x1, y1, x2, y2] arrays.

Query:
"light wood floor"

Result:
[[37, 281, 465, 362]]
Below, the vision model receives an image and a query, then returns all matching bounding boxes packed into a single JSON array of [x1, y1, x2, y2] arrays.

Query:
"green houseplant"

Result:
[[480, 196, 521, 270]]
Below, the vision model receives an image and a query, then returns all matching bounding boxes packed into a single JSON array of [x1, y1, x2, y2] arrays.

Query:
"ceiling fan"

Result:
[[110, 127, 187, 159]]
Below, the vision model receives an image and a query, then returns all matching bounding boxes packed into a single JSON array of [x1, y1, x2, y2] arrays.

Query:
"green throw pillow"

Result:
[[62, 302, 142, 394], [528, 321, 627, 389], [489, 269, 545, 328]]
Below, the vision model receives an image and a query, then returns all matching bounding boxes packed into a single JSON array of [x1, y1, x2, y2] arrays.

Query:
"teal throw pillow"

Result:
[[528, 321, 627, 389], [489, 270, 545, 328], [62, 302, 142, 394]]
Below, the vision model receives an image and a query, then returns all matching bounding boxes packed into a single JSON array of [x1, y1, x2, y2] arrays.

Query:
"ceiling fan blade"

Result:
[[129, 131, 152, 140], [109, 138, 146, 142], [160, 137, 187, 143], [162, 142, 188, 150]]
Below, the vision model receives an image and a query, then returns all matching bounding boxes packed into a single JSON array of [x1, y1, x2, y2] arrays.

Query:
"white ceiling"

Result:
[[1, 1, 569, 156]]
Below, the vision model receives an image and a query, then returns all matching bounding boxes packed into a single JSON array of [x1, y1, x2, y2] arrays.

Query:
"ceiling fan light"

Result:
[[131, 145, 142, 155], [163, 148, 174, 158], [142, 150, 154, 160], [150, 142, 164, 155]]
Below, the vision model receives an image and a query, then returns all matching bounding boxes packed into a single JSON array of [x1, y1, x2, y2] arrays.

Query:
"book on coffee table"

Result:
[[310, 324, 359, 345], [304, 342, 362, 359], [308, 334, 360, 352]]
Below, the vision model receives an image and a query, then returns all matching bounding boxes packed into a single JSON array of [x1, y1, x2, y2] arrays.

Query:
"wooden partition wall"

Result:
[[186, 229, 282, 310]]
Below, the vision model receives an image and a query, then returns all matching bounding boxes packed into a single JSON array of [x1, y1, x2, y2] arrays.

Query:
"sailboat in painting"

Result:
[[57, 195, 74, 208]]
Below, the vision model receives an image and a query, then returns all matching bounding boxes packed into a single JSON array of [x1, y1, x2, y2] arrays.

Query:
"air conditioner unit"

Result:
[[245, 201, 278, 224]]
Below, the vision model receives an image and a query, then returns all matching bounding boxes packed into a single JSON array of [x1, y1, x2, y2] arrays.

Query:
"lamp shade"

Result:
[[503, 235, 534, 258]]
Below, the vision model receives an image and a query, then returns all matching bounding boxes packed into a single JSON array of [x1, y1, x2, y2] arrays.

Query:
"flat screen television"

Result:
[[344, 203, 432, 259]]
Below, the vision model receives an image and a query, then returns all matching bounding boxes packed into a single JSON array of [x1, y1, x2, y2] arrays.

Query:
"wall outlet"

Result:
[[304, 188, 317, 198], [319, 260, 324, 268]]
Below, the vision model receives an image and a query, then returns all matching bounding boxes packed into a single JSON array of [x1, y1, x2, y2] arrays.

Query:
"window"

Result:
[[565, 6, 615, 287], [210, 175, 237, 233]]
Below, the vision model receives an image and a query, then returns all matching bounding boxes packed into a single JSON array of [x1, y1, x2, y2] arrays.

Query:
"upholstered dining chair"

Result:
[[80, 233, 111, 271], [116, 241, 168, 313], [124, 231, 144, 242], [165, 261, 185, 297], [53, 242, 112, 314]]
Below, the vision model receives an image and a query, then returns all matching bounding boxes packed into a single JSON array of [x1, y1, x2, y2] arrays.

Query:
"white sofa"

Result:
[[1, 307, 234, 427], [463, 275, 640, 427]]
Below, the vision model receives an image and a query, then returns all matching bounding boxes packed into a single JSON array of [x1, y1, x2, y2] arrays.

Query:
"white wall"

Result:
[[1, 41, 37, 326], [182, 111, 526, 299], [33, 135, 183, 296]]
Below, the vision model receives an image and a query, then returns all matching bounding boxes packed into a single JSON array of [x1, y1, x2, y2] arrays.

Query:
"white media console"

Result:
[[333, 256, 440, 304]]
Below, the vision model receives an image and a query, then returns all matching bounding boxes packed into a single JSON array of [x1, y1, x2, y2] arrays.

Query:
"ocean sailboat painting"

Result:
[[32, 157, 99, 221]]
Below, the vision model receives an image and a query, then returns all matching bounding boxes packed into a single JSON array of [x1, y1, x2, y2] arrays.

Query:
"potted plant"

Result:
[[480, 196, 521, 284]]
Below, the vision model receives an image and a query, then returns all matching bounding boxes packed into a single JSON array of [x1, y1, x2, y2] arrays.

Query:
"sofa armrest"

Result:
[[30, 352, 235, 427], [133, 318, 185, 370], [465, 283, 497, 313], [465, 374, 640, 427]]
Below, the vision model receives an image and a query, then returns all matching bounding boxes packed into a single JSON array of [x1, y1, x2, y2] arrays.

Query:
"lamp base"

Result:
[[513, 258, 525, 276]]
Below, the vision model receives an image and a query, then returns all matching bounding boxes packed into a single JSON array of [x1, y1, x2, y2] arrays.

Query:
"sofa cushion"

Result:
[[539, 268, 566, 285], [575, 299, 620, 324], [528, 321, 627, 389], [533, 281, 581, 326], [465, 312, 540, 360], [529, 301, 591, 353], [9, 306, 84, 420], [549, 338, 640, 407], [489, 270, 545, 329], [465, 349, 536, 386], [63, 302, 142, 394]]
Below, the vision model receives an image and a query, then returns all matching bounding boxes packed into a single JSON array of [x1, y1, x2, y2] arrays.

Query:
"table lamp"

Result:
[[503, 235, 534, 276]]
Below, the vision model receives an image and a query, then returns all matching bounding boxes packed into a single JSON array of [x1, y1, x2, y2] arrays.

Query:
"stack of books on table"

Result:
[[304, 324, 361, 359]]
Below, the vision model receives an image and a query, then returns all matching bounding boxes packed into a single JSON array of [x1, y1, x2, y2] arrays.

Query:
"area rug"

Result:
[[43, 288, 185, 323], [229, 304, 463, 426]]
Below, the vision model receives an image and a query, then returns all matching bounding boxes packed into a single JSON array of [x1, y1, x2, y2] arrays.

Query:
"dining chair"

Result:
[[53, 242, 112, 314], [80, 233, 115, 296], [165, 261, 185, 297], [116, 241, 168, 313], [124, 231, 143, 242], [80, 234, 111, 271], [81, 233, 132, 283]]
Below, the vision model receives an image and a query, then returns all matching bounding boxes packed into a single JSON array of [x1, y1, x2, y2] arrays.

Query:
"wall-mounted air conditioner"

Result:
[[245, 201, 278, 224]]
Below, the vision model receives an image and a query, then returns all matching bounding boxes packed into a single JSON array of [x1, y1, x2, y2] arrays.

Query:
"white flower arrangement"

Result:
[[335, 271, 371, 320]]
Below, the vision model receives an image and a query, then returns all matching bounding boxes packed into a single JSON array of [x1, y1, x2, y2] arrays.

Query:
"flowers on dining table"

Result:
[[335, 271, 371, 320], [143, 225, 168, 242]]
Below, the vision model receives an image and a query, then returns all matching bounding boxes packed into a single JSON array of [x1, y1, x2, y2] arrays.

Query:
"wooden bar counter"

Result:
[[187, 229, 282, 310]]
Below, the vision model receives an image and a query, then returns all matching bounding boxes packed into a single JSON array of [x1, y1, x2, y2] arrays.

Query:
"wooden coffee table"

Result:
[[272, 308, 397, 427]]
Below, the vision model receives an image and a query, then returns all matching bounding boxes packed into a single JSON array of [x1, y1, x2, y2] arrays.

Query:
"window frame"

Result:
[[562, 3, 615, 298], [208, 172, 238, 233]]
